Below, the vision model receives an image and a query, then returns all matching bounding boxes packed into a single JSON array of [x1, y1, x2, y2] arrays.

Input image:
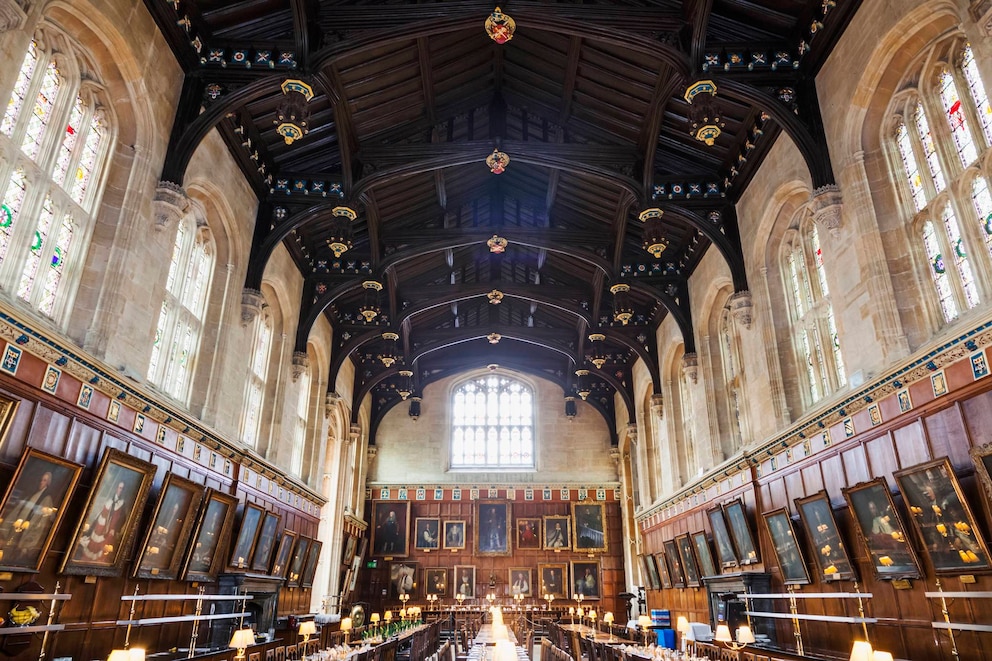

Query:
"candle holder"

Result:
[[456, 593, 466, 608]]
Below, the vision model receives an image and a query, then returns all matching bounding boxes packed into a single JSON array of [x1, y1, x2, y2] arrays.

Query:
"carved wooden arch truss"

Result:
[[149, 0, 858, 444]]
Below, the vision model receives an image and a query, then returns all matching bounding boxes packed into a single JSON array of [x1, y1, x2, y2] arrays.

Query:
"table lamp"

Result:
[[340, 616, 352, 644], [604, 612, 614, 642], [107, 650, 145, 661], [588, 610, 597, 628], [850, 641, 874, 661], [370, 612, 380, 637], [229, 628, 256, 660], [676, 616, 690, 652], [299, 620, 316, 643], [637, 614, 652, 646], [715, 624, 754, 651]]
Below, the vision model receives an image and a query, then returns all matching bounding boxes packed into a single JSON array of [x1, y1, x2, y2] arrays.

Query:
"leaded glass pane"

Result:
[[243, 382, 262, 447], [450, 375, 535, 468], [0, 168, 27, 263], [923, 220, 959, 321], [811, 226, 829, 297], [942, 204, 980, 309], [148, 302, 168, 379], [71, 114, 102, 205], [914, 104, 946, 194], [897, 122, 927, 210], [21, 62, 60, 162], [2, 42, 38, 136], [39, 213, 72, 316], [973, 176, 992, 257], [826, 306, 846, 386], [166, 223, 184, 292], [800, 328, 819, 402], [18, 195, 55, 301], [53, 98, 83, 186], [939, 69, 979, 166], [962, 45, 992, 146], [788, 251, 806, 318]]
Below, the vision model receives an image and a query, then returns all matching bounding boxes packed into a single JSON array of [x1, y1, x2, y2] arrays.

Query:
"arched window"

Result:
[[290, 365, 311, 476], [450, 374, 534, 469], [0, 37, 111, 321], [889, 40, 992, 326], [241, 308, 272, 447], [782, 220, 846, 406], [147, 214, 214, 401]]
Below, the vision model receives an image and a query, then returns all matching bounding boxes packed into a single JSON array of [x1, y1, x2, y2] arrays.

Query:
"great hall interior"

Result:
[[2, 0, 992, 660]]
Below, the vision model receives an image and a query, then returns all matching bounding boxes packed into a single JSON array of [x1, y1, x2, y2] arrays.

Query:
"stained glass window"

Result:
[[291, 366, 310, 476], [800, 328, 819, 402], [53, 98, 83, 187], [939, 69, 979, 166], [71, 114, 102, 206], [923, 220, 958, 322], [21, 62, 60, 162], [451, 375, 533, 468], [915, 104, 946, 194], [18, 195, 55, 302], [973, 176, 992, 257], [811, 226, 829, 297], [2, 42, 38, 136], [40, 214, 72, 316], [242, 311, 271, 448], [942, 203, 979, 309], [0, 168, 27, 264], [826, 307, 846, 386], [962, 45, 992, 146], [896, 122, 927, 211]]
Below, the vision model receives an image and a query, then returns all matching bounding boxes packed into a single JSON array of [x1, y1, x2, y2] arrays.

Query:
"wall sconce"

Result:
[[715, 623, 755, 651]]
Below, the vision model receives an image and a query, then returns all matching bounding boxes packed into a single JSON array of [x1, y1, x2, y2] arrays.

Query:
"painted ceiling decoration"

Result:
[[148, 0, 860, 445]]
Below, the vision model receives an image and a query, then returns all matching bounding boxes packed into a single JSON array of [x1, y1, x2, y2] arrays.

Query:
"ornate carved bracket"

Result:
[[730, 290, 753, 330], [0, 0, 26, 32], [241, 288, 264, 326], [682, 352, 699, 384], [650, 393, 664, 419], [153, 181, 190, 231], [812, 184, 843, 237], [291, 351, 309, 381], [325, 391, 341, 418]]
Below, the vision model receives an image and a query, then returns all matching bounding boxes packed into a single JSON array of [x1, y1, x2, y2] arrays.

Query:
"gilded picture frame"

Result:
[[843, 477, 922, 581], [454, 564, 476, 597], [570, 559, 601, 599], [270, 529, 297, 579], [655, 552, 672, 589], [795, 490, 858, 582], [538, 562, 567, 599], [543, 515, 570, 550], [572, 501, 607, 553], [762, 508, 811, 585], [302, 540, 322, 588], [707, 506, 739, 569], [61, 447, 156, 577], [0, 446, 82, 573], [509, 567, 532, 596], [691, 532, 718, 578], [229, 502, 265, 570], [723, 499, 760, 565], [250, 511, 282, 573], [443, 520, 466, 550], [371, 501, 410, 557], [183, 488, 239, 582], [663, 539, 685, 588], [287, 536, 311, 587], [134, 472, 205, 580], [475, 501, 511, 556], [414, 517, 441, 551], [516, 517, 541, 549], [675, 533, 701, 587], [0, 392, 19, 451], [425, 567, 448, 596]]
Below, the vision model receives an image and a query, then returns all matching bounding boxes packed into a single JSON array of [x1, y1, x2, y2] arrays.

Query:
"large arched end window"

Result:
[[781, 218, 846, 407], [0, 36, 112, 322], [888, 41, 992, 326], [241, 306, 272, 448], [450, 374, 534, 469], [147, 210, 215, 401]]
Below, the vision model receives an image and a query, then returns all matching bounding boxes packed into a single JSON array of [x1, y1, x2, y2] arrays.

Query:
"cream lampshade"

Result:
[[588, 610, 597, 622], [714, 624, 732, 643], [384, 610, 393, 622], [340, 617, 352, 632], [229, 628, 256, 660], [637, 615, 652, 629], [736, 625, 755, 644], [676, 616, 689, 634], [298, 620, 317, 642], [849, 641, 874, 661], [370, 613, 380, 624], [872, 653, 894, 661], [604, 612, 614, 625], [107, 649, 145, 661]]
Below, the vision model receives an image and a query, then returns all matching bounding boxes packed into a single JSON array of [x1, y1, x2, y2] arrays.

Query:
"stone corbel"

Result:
[[650, 393, 664, 419], [626, 423, 637, 442], [682, 352, 699, 384], [240, 288, 264, 326], [349, 423, 361, 444], [324, 391, 340, 418], [609, 447, 621, 465], [811, 184, 843, 238], [153, 181, 189, 231], [729, 290, 753, 330], [291, 351, 309, 381], [366, 445, 378, 466], [0, 0, 26, 32]]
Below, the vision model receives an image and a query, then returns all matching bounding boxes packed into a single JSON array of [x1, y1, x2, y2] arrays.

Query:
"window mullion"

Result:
[[934, 214, 971, 311]]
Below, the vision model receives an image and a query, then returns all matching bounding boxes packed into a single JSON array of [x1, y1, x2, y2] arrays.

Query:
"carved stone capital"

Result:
[[366, 446, 378, 463], [153, 181, 189, 231], [729, 290, 753, 330], [291, 351, 309, 381], [682, 352, 699, 384], [609, 447, 621, 464], [650, 393, 664, 419], [324, 391, 340, 418], [348, 423, 361, 444], [241, 288, 264, 326], [625, 423, 637, 442], [0, 0, 26, 32], [811, 184, 843, 238]]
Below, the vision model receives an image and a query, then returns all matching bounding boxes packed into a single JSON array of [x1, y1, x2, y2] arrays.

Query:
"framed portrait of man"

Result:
[[675, 533, 701, 587], [62, 447, 156, 577], [414, 517, 441, 551], [707, 506, 739, 569], [894, 457, 990, 573], [371, 501, 410, 557], [796, 491, 858, 581], [691, 532, 718, 578], [454, 564, 476, 597], [538, 562, 567, 599], [287, 536, 311, 587], [0, 447, 82, 573], [183, 488, 238, 582], [516, 518, 541, 549], [762, 508, 811, 585], [570, 560, 601, 599], [655, 552, 672, 589], [641, 554, 660, 590], [475, 501, 511, 556], [443, 520, 466, 550], [572, 502, 607, 553], [543, 515, 570, 550], [134, 472, 205, 580], [971, 443, 992, 514], [663, 539, 685, 588], [251, 511, 282, 573], [843, 478, 922, 580], [269, 529, 297, 579], [342, 535, 358, 566], [229, 502, 265, 570], [302, 540, 322, 587], [425, 567, 448, 596], [509, 567, 532, 596], [723, 499, 760, 565]]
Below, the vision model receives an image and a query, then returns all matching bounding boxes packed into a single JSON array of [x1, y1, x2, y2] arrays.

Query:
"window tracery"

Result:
[[450, 374, 534, 469]]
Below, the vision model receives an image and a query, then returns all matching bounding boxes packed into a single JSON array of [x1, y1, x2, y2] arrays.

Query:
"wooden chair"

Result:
[[275, 647, 285, 661]]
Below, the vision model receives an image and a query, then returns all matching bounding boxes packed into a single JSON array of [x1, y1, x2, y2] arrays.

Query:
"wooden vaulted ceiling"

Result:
[[149, 0, 858, 442]]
